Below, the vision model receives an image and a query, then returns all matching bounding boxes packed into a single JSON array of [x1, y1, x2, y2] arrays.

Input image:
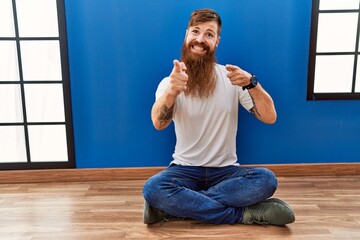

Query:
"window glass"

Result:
[[20, 40, 62, 81], [28, 125, 68, 162], [0, 126, 27, 163], [314, 55, 354, 93], [16, 0, 59, 37], [317, 13, 358, 53], [355, 61, 360, 92], [0, 41, 19, 81], [24, 84, 65, 122], [0, 85, 23, 123], [0, 0, 15, 37], [319, 0, 360, 10]]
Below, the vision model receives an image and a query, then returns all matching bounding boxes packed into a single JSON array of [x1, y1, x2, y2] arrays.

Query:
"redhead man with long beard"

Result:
[[143, 8, 295, 225]]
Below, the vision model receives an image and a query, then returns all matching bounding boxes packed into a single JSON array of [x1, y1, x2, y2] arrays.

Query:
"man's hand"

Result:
[[151, 60, 188, 130], [226, 64, 277, 124], [167, 60, 188, 97], [225, 64, 252, 87]]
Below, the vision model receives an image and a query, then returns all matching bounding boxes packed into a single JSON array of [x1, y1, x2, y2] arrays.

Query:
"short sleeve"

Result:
[[155, 77, 170, 100], [239, 88, 254, 111]]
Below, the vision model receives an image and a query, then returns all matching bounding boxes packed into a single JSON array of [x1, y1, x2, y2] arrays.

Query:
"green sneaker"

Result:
[[242, 198, 295, 225], [143, 201, 189, 224], [143, 201, 168, 224]]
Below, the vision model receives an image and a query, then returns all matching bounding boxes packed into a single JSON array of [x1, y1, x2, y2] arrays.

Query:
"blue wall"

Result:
[[64, 0, 360, 168]]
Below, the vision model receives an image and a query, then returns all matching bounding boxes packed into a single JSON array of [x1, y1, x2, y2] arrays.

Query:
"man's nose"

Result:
[[196, 34, 205, 43]]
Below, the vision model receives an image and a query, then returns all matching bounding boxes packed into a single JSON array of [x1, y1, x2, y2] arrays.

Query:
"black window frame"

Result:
[[0, 0, 75, 170], [307, 0, 360, 100]]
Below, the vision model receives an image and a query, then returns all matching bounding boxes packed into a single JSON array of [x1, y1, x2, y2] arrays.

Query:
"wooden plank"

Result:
[[257, 163, 360, 176], [0, 176, 360, 239], [0, 163, 359, 184]]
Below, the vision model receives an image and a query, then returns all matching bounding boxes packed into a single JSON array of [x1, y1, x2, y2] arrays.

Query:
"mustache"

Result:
[[188, 40, 210, 52]]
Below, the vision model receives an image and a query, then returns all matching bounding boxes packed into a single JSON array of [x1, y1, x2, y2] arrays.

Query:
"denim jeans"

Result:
[[143, 165, 278, 224]]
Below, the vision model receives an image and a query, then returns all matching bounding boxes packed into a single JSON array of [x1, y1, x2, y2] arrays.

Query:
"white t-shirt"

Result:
[[155, 64, 254, 167]]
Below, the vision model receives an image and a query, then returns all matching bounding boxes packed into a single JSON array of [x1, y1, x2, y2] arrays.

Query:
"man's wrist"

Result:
[[163, 91, 178, 107], [242, 75, 258, 90], [165, 89, 179, 99]]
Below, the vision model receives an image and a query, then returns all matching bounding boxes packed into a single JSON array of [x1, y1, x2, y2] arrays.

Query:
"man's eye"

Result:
[[206, 33, 214, 38], [192, 30, 199, 34]]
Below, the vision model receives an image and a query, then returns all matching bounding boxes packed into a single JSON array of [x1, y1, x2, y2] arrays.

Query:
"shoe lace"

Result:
[[249, 206, 269, 225], [160, 215, 187, 225]]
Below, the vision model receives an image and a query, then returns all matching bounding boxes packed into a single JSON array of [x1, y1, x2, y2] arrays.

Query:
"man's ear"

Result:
[[184, 30, 188, 40], [216, 36, 221, 47]]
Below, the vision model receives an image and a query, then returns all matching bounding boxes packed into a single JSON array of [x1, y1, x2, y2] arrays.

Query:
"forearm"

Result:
[[248, 83, 277, 124], [151, 92, 177, 130]]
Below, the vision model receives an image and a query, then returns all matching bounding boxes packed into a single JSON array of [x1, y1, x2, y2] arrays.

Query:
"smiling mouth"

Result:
[[191, 44, 209, 55]]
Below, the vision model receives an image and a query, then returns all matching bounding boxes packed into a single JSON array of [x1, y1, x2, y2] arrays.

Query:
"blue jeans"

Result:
[[143, 165, 278, 224]]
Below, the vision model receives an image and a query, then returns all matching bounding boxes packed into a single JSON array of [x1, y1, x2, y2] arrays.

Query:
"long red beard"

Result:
[[180, 41, 217, 98]]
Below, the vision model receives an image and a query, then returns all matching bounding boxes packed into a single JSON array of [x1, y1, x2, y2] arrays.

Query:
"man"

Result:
[[143, 8, 295, 225]]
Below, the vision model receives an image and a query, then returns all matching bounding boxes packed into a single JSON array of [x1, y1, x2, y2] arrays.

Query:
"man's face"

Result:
[[180, 21, 220, 98], [184, 21, 220, 57]]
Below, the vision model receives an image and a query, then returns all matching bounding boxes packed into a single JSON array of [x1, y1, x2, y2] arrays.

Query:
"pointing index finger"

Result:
[[173, 60, 187, 73], [225, 64, 238, 71]]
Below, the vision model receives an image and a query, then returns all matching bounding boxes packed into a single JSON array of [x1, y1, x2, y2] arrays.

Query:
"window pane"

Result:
[[20, 40, 62, 81], [355, 61, 360, 92], [0, 41, 19, 81], [28, 125, 68, 162], [0, 126, 27, 163], [314, 55, 354, 93], [24, 84, 65, 122], [317, 13, 358, 52], [0, 0, 15, 37], [319, 0, 360, 10], [0, 84, 23, 123], [16, 0, 59, 37]]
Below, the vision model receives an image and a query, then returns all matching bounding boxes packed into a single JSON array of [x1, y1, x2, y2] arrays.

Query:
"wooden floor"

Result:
[[1, 175, 360, 239]]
